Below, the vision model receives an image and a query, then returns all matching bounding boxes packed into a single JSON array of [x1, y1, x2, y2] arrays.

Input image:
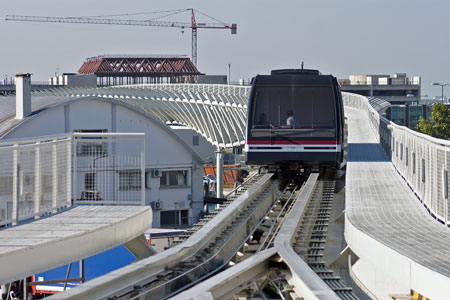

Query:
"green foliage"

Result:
[[416, 102, 450, 139]]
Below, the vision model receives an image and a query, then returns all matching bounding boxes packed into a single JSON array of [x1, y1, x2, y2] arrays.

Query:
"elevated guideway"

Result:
[[47, 173, 280, 299], [345, 99, 450, 299], [0, 205, 153, 285], [5, 83, 450, 299], [172, 171, 356, 300]]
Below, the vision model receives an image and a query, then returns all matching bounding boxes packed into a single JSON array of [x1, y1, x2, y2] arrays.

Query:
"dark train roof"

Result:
[[253, 69, 335, 87], [270, 69, 321, 75]]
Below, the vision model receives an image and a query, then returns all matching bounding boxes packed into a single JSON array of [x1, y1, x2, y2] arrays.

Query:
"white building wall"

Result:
[[3, 98, 204, 228], [171, 126, 216, 162]]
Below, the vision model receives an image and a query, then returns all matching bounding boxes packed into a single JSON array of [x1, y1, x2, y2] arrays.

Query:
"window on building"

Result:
[[160, 210, 189, 227], [85, 172, 96, 191], [74, 129, 108, 156], [0, 176, 13, 195], [160, 210, 179, 227], [181, 210, 189, 226], [412, 152, 416, 174], [119, 170, 142, 190], [41, 174, 53, 193], [160, 170, 188, 186], [192, 135, 199, 146]]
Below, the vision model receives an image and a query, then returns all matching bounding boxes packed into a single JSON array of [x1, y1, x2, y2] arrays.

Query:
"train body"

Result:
[[245, 69, 345, 168]]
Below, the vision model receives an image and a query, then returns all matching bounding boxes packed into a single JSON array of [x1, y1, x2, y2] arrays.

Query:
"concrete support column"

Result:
[[215, 149, 224, 198], [79, 259, 85, 283], [23, 277, 28, 300]]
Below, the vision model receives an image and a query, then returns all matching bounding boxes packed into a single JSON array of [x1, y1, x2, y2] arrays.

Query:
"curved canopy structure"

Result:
[[34, 84, 250, 148]]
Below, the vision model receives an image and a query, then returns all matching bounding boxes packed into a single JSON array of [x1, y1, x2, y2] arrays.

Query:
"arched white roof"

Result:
[[35, 84, 250, 148]]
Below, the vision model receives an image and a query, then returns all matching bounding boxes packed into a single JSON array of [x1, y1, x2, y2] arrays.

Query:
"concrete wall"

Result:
[[3, 98, 204, 228], [197, 75, 227, 85], [49, 74, 97, 87], [346, 218, 450, 300], [171, 126, 216, 162]]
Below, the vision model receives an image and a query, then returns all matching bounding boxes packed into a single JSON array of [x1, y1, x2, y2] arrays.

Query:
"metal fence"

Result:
[[73, 132, 145, 205], [120, 83, 251, 98], [0, 132, 145, 226], [343, 92, 450, 226]]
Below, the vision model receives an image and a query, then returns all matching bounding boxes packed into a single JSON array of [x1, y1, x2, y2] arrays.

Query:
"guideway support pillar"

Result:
[[215, 149, 224, 199]]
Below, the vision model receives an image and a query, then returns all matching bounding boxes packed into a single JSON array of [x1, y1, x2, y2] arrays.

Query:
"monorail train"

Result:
[[245, 69, 345, 168]]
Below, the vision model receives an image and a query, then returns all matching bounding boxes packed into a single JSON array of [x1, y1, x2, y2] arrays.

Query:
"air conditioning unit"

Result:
[[152, 169, 163, 178], [151, 201, 162, 210]]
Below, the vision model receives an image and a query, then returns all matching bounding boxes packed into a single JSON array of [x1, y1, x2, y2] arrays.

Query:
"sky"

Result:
[[1, 0, 450, 98]]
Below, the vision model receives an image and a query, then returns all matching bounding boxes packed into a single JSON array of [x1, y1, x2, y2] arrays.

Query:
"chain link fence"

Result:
[[0, 133, 145, 226]]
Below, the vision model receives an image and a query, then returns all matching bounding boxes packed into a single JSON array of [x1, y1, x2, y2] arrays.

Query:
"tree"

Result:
[[416, 102, 450, 139]]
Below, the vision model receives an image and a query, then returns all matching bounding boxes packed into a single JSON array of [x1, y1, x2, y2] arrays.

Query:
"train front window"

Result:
[[250, 86, 336, 139]]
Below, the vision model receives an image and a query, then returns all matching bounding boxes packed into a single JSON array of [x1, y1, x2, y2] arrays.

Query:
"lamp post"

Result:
[[432, 82, 450, 103]]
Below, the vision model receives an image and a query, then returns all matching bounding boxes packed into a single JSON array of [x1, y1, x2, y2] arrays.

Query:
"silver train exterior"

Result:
[[245, 69, 345, 167]]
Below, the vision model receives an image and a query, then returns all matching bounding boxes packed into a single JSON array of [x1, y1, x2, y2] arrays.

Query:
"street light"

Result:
[[432, 82, 450, 103]]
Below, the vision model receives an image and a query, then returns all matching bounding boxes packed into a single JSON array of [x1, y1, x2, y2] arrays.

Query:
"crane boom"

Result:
[[5, 10, 237, 67], [5, 15, 231, 29]]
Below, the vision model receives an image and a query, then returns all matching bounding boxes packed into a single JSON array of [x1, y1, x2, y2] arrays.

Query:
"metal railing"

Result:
[[0, 132, 145, 226], [343, 92, 450, 225], [117, 83, 251, 98], [0, 134, 72, 226]]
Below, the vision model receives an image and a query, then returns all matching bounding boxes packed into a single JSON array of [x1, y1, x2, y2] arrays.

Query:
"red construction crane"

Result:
[[6, 8, 237, 67]]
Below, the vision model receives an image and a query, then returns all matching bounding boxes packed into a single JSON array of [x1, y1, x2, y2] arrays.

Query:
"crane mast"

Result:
[[5, 9, 237, 67]]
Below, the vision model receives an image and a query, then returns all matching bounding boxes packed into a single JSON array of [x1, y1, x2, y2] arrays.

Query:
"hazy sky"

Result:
[[1, 0, 450, 98]]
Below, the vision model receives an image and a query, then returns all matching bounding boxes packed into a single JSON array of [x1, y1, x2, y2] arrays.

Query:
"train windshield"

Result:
[[250, 86, 336, 140]]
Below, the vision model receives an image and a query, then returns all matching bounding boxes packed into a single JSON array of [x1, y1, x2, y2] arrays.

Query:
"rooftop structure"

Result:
[[78, 55, 201, 86], [339, 73, 421, 104]]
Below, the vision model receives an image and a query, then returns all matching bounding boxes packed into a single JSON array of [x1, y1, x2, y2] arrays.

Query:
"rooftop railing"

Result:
[[0, 132, 145, 226]]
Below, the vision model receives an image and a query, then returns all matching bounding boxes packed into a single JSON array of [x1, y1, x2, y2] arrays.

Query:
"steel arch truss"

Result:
[[35, 84, 250, 148]]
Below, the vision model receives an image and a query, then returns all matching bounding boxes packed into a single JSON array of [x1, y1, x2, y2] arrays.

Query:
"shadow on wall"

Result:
[[347, 143, 389, 162]]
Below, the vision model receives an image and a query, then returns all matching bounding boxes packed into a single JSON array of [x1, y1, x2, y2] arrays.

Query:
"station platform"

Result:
[[345, 107, 450, 299], [0, 205, 152, 285]]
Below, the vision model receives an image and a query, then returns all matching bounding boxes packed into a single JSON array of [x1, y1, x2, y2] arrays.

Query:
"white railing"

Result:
[[117, 83, 251, 98], [343, 92, 450, 225], [0, 134, 72, 226], [0, 132, 145, 226]]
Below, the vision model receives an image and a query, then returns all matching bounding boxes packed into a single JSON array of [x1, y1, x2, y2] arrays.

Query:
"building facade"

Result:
[[1, 97, 205, 228], [339, 73, 421, 104]]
